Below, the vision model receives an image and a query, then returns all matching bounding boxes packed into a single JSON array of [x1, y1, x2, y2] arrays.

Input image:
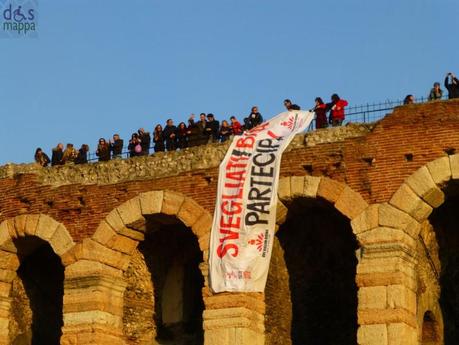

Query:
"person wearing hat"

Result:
[[428, 82, 443, 101], [205, 113, 220, 143]]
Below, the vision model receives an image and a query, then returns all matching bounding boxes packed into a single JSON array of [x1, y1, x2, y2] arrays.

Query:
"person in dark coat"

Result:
[[153, 124, 165, 152], [243, 106, 263, 130], [176, 122, 188, 149], [128, 133, 142, 157], [51, 143, 64, 166], [138, 128, 151, 156], [284, 99, 301, 111], [205, 113, 220, 143], [312, 97, 327, 129], [96, 138, 110, 162], [110, 134, 124, 159], [445, 72, 459, 99], [186, 115, 201, 147], [196, 113, 208, 145], [163, 119, 177, 151], [75, 144, 89, 164], [219, 120, 232, 142], [34, 148, 50, 167]]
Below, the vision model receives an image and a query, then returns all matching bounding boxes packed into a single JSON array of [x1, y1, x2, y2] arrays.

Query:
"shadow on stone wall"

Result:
[[430, 194, 459, 344], [265, 198, 358, 345], [123, 215, 204, 345], [11, 237, 64, 345]]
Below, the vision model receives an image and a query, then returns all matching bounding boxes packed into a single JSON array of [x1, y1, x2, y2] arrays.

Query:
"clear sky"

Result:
[[0, 0, 457, 165]]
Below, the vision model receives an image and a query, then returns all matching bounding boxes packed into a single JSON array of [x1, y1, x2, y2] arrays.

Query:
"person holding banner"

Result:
[[209, 108, 314, 292], [284, 99, 301, 111]]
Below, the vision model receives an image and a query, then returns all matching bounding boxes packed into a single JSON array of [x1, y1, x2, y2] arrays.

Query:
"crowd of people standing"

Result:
[[34, 72, 459, 168]]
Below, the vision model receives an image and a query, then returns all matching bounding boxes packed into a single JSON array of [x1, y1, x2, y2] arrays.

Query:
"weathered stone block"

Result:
[[277, 177, 291, 200], [290, 176, 305, 197], [335, 186, 368, 219], [13, 215, 28, 237], [193, 211, 213, 239], [139, 190, 163, 215], [449, 153, 459, 180], [303, 176, 321, 198], [0, 269, 16, 283], [49, 224, 75, 256], [405, 166, 444, 208], [378, 203, 420, 237], [358, 227, 416, 249], [177, 197, 204, 227], [24, 214, 40, 236], [317, 178, 345, 203], [387, 285, 416, 312], [427, 156, 451, 186], [105, 209, 125, 232], [0, 252, 20, 271], [387, 323, 417, 345], [389, 183, 432, 222], [65, 260, 122, 279], [116, 197, 143, 226], [275, 201, 288, 225], [76, 239, 130, 270], [36, 214, 60, 241], [357, 324, 387, 345], [161, 190, 185, 215], [93, 220, 117, 246], [358, 286, 387, 310], [108, 234, 138, 255], [199, 232, 210, 252]]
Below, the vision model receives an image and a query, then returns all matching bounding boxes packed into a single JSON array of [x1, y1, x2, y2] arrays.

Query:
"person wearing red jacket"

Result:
[[312, 97, 328, 129], [327, 94, 348, 127], [230, 116, 243, 135]]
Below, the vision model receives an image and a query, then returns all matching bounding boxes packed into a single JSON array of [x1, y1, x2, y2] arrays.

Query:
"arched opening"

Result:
[[265, 197, 358, 345], [9, 236, 64, 345], [123, 214, 204, 345], [421, 311, 439, 344], [429, 192, 459, 344]]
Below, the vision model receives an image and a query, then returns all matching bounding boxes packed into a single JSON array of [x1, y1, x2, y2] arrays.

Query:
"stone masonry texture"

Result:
[[0, 100, 459, 345]]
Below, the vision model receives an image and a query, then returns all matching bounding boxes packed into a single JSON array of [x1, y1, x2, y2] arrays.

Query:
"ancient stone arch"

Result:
[[347, 155, 457, 345], [61, 190, 212, 345], [0, 214, 74, 345], [263, 176, 367, 345], [91, 190, 212, 257], [276, 175, 368, 227]]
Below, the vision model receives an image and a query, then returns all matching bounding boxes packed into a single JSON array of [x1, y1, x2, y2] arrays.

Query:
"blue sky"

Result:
[[0, 0, 458, 164]]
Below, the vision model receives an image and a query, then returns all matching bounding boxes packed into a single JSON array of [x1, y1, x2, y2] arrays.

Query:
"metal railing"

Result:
[[85, 95, 449, 162]]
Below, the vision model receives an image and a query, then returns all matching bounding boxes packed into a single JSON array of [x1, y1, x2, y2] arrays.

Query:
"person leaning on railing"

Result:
[[96, 138, 110, 162], [75, 144, 89, 164], [327, 94, 348, 127], [312, 97, 328, 129], [34, 147, 50, 167], [428, 82, 443, 101], [109, 134, 123, 159]]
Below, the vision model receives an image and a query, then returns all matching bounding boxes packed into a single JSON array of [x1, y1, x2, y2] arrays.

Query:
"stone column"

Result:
[[356, 243, 418, 345], [61, 260, 127, 345], [203, 291, 265, 345]]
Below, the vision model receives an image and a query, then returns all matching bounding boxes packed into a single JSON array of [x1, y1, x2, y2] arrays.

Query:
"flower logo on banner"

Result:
[[248, 232, 265, 253], [280, 113, 305, 132]]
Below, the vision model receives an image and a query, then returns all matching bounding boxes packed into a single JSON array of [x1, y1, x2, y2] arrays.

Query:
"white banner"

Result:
[[209, 110, 314, 292]]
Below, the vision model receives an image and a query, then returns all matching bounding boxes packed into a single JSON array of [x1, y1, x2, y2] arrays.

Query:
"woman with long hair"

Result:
[[153, 124, 165, 152]]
